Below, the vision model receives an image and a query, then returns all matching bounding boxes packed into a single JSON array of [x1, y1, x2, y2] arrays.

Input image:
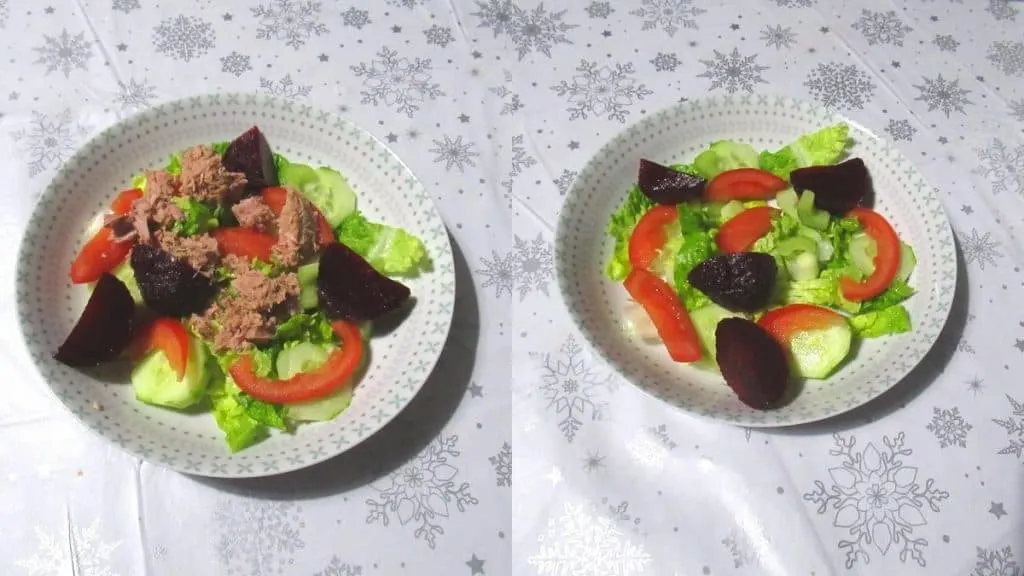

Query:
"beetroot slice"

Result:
[[54, 273, 136, 367], [222, 126, 278, 198], [688, 253, 776, 312], [715, 317, 789, 410], [130, 244, 217, 318], [790, 157, 872, 216], [317, 242, 411, 322], [637, 159, 706, 205]]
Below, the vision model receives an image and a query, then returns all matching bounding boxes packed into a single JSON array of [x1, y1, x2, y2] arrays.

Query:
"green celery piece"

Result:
[[796, 190, 830, 230], [691, 140, 759, 180], [336, 211, 430, 277], [850, 305, 912, 338], [758, 123, 852, 180], [604, 185, 655, 281]]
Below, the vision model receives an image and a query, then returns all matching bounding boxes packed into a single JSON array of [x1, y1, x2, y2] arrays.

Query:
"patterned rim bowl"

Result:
[[14, 93, 455, 477], [555, 94, 957, 427]]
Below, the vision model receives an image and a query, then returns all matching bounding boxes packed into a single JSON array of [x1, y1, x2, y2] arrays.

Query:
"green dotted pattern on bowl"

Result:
[[555, 94, 957, 427], [15, 93, 455, 477]]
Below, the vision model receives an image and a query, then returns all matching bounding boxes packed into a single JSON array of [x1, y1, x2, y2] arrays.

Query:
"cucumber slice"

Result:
[[776, 188, 799, 217], [297, 261, 319, 309], [775, 236, 817, 258], [849, 232, 877, 276], [279, 162, 357, 228], [787, 322, 853, 379], [720, 200, 746, 223], [276, 342, 330, 380], [690, 303, 743, 359], [785, 251, 820, 282], [131, 336, 210, 409], [285, 386, 353, 422], [896, 242, 916, 283]]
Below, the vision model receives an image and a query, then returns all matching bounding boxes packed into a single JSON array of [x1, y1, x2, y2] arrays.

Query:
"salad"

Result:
[[605, 123, 916, 410], [53, 126, 430, 452]]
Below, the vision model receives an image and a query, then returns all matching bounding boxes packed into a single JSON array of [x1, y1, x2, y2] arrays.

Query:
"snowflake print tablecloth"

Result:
[[1, 0, 1023, 574]]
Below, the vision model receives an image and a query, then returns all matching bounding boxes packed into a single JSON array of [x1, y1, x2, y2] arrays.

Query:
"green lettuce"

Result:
[[861, 279, 915, 312], [604, 185, 655, 281], [235, 392, 287, 430], [751, 212, 801, 254], [781, 268, 861, 314], [850, 305, 912, 338], [170, 197, 218, 237], [758, 123, 852, 180], [336, 211, 430, 277], [669, 204, 714, 310]]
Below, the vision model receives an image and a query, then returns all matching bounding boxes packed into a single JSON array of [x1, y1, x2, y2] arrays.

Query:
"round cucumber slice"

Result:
[[130, 336, 210, 409]]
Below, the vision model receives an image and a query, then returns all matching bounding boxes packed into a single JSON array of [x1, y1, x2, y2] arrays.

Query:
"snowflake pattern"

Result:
[[698, 48, 768, 94], [926, 407, 972, 448], [585, 1, 613, 18], [12, 109, 87, 177], [913, 74, 972, 117], [111, 0, 139, 13], [214, 500, 304, 575], [341, 7, 370, 29], [429, 135, 480, 173], [366, 434, 478, 549], [993, 395, 1024, 459], [974, 138, 1024, 196], [958, 228, 1004, 269], [987, 41, 1024, 77], [490, 70, 524, 116], [251, 0, 327, 50], [625, 424, 676, 470], [424, 25, 455, 47], [986, 0, 1018, 21], [529, 336, 616, 442], [115, 78, 156, 111], [884, 119, 916, 142], [17, 519, 121, 576], [805, 62, 876, 110], [476, 234, 553, 299], [851, 9, 912, 46], [527, 500, 652, 575], [774, 0, 815, 6], [502, 133, 538, 199], [220, 51, 252, 77], [0, 0, 7, 28], [972, 546, 1020, 575], [554, 169, 577, 195], [761, 24, 796, 49], [387, 0, 423, 7], [472, 1, 577, 61], [551, 60, 652, 123], [313, 556, 362, 576], [1011, 99, 1024, 122], [933, 34, 959, 52], [630, 0, 705, 36], [722, 529, 757, 568], [33, 29, 92, 78], [350, 47, 443, 118], [153, 15, 215, 62], [802, 433, 948, 568], [650, 52, 680, 72], [260, 74, 312, 99], [489, 442, 511, 487]]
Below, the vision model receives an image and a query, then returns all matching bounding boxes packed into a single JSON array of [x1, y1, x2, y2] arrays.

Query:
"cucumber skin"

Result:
[[130, 336, 210, 409]]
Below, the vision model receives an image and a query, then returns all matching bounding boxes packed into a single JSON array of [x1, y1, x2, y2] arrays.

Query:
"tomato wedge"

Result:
[[705, 168, 788, 202], [230, 321, 364, 403], [628, 205, 678, 270], [758, 304, 847, 344], [109, 188, 143, 214], [68, 188, 145, 284], [129, 317, 190, 380], [716, 206, 776, 253], [261, 186, 335, 246], [211, 227, 277, 262], [839, 208, 901, 302], [623, 267, 702, 363]]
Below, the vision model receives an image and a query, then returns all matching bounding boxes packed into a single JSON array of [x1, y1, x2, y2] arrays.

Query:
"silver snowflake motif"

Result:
[[479, 234, 554, 299], [926, 407, 972, 448], [510, 134, 538, 178], [489, 442, 511, 487], [0, 0, 8, 28], [471, 1, 577, 61], [630, 0, 705, 36], [531, 336, 616, 442], [722, 529, 757, 568], [551, 60, 652, 123], [585, 1, 613, 18], [12, 109, 85, 177], [1011, 99, 1024, 122], [220, 51, 252, 77], [260, 74, 312, 99], [973, 546, 1020, 575], [341, 7, 370, 29], [387, 0, 423, 7], [604, 498, 641, 533], [313, 556, 362, 576], [34, 29, 92, 78], [885, 119, 916, 142], [650, 52, 680, 72], [625, 424, 676, 470], [987, 41, 1024, 77], [251, 0, 327, 50], [698, 48, 768, 94], [974, 138, 1024, 196], [583, 451, 605, 472], [153, 15, 215, 62], [914, 74, 972, 117], [112, 0, 139, 13], [115, 78, 156, 111], [933, 34, 959, 52], [802, 432, 948, 568], [967, 377, 985, 395], [993, 394, 1024, 459], [554, 169, 577, 195], [424, 25, 455, 47], [351, 47, 444, 118], [805, 62, 877, 110], [528, 500, 652, 575], [214, 500, 304, 575], [774, 0, 815, 5], [17, 518, 121, 576], [959, 228, 1004, 269], [366, 434, 478, 549], [489, 70, 524, 116], [429, 135, 479, 173], [851, 9, 912, 46], [761, 24, 796, 49], [986, 0, 1018, 21]]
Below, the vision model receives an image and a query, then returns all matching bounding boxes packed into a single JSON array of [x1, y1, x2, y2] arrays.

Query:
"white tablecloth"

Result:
[[1, 0, 1023, 574]]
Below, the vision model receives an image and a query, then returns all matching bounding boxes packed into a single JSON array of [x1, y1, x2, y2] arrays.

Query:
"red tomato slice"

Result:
[[623, 267, 702, 363], [261, 186, 335, 246], [758, 304, 847, 345], [230, 321, 364, 403], [839, 208, 901, 302], [716, 206, 776, 253], [705, 168, 788, 202], [129, 317, 190, 380], [110, 188, 143, 215], [628, 205, 678, 270], [211, 227, 277, 262], [69, 228, 134, 284]]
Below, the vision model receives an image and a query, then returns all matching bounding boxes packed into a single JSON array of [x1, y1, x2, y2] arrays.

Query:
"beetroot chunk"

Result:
[[317, 242, 411, 322], [715, 317, 790, 410], [222, 126, 278, 198], [790, 157, 872, 216], [130, 244, 217, 317], [55, 273, 136, 367], [688, 253, 777, 313], [637, 159, 706, 205]]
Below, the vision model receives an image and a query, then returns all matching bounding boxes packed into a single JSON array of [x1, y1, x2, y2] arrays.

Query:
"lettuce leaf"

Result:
[[604, 185, 654, 281], [861, 279, 915, 312], [669, 204, 714, 310], [850, 305, 912, 338], [169, 197, 218, 237], [336, 211, 430, 277], [758, 123, 852, 180]]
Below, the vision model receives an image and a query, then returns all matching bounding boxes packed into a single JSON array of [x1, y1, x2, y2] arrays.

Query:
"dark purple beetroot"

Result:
[[715, 317, 790, 410], [790, 157, 872, 216], [637, 159, 706, 205], [54, 273, 136, 367], [222, 126, 278, 198], [688, 253, 777, 312], [130, 244, 217, 317], [317, 242, 411, 323]]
